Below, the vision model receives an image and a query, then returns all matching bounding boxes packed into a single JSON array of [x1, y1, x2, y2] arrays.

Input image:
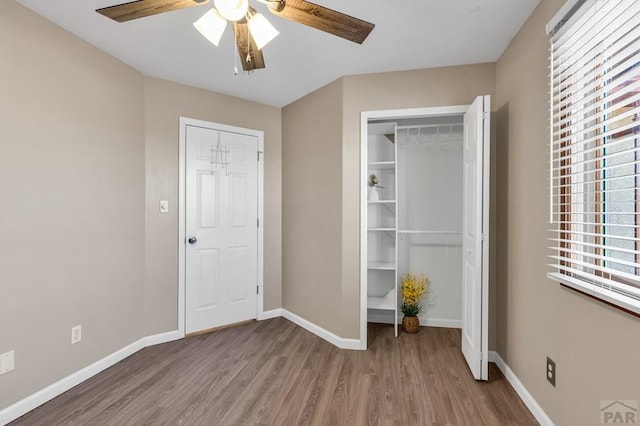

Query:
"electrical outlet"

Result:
[[0, 350, 15, 375], [71, 325, 82, 344], [546, 356, 556, 387]]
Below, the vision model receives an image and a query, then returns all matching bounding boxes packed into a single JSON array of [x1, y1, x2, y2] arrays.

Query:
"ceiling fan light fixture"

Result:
[[194, 8, 227, 46], [248, 13, 279, 50], [214, 0, 249, 22]]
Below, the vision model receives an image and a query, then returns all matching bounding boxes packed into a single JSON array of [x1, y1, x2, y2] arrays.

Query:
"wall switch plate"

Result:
[[546, 356, 556, 387], [71, 325, 82, 344], [0, 350, 15, 375], [159, 200, 169, 213]]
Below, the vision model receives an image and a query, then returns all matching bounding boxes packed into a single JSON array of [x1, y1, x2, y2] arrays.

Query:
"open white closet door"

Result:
[[461, 95, 490, 380]]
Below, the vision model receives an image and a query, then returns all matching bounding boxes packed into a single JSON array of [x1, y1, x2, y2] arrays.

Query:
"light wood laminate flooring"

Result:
[[12, 318, 537, 425]]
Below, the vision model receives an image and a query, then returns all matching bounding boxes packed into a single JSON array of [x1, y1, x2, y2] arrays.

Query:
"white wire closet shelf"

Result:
[[398, 124, 463, 150], [398, 230, 462, 234]]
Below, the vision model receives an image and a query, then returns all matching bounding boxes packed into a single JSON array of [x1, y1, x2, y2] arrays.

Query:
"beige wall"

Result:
[[341, 65, 497, 339], [282, 65, 496, 339], [6, 0, 638, 422], [495, 0, 640, 424], [143, 77, 282, 334], [0, 0, 145, 408], [281, 79, 345, 334], [0, 1, 282, 410]]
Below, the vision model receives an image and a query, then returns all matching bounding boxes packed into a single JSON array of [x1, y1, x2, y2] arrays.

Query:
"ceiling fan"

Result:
[[96, 0, 375, 72]]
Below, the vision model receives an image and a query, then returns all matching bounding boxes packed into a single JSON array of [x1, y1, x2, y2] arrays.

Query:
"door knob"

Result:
[[188, 237, 197, 244]]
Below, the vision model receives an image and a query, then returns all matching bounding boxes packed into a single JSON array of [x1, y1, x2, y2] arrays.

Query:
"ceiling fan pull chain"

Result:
[[233, 30, 239, 75], [246, 23, 252, 65]]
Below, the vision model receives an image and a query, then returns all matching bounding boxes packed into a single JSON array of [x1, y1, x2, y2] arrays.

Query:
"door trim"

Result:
[[178, 117, 265, 338], [359, 105, 469, 349]]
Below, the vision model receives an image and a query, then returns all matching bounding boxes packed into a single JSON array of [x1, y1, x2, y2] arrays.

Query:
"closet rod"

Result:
[[398, 230, 462, 235]]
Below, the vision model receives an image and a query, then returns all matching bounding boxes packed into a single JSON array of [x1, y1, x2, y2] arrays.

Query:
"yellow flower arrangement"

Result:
[[401, 274, 429, 317]]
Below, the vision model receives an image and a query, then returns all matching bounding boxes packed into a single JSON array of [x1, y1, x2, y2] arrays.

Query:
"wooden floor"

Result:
[[12, 318, 537, 425]]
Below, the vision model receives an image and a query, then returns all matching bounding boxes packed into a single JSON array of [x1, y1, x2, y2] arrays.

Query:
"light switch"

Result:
[[159, 200, 169, 213], [0, 350, 15, 375]]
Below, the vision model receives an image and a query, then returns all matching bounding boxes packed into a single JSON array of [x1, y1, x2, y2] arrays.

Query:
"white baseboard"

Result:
[[367, 311, 461, 329], [489, 351, 554, 426], [0, 330, 180, 426], [281, 309, 363, 350], [258, 308, 364, 350], [144, 330, 182, 347], [259, 308, 283, 320], [421, 317, 461, 328]]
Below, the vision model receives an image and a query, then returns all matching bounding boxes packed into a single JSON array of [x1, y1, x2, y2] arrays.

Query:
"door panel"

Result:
[[186, 125, 258, 334], [228, 246, 249, 302], [199, 172, 218, 228], [197, 248, 220, 309], [229, 173, 248, 227], [462, 95, 490, 380]]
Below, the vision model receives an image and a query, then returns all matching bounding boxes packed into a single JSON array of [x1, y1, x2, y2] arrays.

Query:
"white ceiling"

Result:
[[15, 0, 540, 107]]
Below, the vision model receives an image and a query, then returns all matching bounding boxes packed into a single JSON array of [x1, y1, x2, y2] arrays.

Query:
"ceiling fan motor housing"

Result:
[[214, 0, 249, 21]]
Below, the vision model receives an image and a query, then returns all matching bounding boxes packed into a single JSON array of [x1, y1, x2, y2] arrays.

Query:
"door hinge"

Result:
[[480, 352, 483, 360], [483, 111, 490, 121], [257, 151, 263, 161], [257, 218, 260, 228], [256, 285, 259, 295]]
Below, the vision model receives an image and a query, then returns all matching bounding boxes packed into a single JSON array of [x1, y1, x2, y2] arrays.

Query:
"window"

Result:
[[548, 0, 640, 315]]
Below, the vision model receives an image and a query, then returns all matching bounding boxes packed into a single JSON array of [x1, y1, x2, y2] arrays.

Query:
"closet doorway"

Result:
[[360, 97, 490, 380], [178, 118, 265, 336]]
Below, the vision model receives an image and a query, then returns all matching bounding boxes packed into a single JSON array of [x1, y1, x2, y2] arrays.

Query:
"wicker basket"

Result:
[[402, 316, 420, 334]]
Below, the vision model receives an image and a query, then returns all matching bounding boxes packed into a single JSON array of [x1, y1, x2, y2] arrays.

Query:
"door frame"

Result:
[[178, 117, 265, 338], [359, 105, 473, 349]]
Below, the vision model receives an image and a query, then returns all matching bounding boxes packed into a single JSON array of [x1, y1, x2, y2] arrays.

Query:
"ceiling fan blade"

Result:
[[97, 0, 210, 22], [266, 0, 374, 44], [232, 18, 266, 71]]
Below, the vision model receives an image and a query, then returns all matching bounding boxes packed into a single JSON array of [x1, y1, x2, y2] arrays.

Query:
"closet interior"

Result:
[[366, 114, 464, 336]]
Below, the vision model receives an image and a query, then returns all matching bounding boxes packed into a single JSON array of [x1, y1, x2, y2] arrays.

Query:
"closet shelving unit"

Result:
[[365, 118, 465, 339], [366, 122, 399, 336]]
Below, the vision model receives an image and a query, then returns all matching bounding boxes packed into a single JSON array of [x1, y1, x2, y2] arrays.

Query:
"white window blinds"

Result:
[[548, 0, 640, 314]]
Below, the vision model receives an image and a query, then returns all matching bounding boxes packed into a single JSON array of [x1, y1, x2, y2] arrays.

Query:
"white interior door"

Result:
[[462, 95, 490, 380], [185, 125, 258, 334]]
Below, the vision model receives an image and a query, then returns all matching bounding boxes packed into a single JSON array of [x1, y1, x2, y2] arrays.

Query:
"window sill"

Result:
[[547, 272, 640, 317]]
